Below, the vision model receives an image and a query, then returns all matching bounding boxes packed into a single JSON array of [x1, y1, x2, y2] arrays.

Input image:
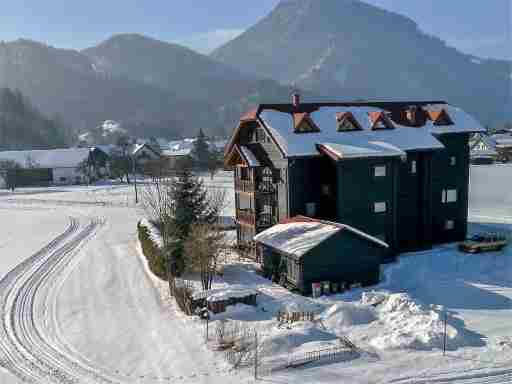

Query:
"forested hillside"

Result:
[[0, 88, 69, 150]]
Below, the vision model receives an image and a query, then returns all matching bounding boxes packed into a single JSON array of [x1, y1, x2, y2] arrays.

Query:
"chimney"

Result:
[[292, 92, 301, 109]]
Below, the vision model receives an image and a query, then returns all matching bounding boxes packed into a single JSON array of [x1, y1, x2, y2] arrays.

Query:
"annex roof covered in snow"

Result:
[[254, 103, 483, 158], [254, 216, 388, 258], [0, 148, 91, 168]]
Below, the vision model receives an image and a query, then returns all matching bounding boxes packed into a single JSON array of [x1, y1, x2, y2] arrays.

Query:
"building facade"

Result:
[[225, 98, 485, 259]]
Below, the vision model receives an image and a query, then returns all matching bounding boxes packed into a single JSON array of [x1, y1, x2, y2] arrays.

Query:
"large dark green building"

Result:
[[225, 97, 485, 262]]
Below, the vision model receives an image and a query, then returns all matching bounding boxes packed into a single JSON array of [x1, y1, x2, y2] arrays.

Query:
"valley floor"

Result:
[[0, 167, 510, 383]]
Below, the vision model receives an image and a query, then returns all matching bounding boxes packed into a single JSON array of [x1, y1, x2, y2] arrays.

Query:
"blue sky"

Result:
[[0, 1, 510, 59]]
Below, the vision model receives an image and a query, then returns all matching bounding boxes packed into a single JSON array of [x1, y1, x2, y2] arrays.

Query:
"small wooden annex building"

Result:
[[254, 216, 389, 295]]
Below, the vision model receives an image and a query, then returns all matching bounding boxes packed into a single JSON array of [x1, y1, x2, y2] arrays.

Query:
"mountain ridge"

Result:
[[212, 0, 511, 126]]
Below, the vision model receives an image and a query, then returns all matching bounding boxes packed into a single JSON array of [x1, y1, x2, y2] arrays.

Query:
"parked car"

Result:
[[459, 233, 508, 254]]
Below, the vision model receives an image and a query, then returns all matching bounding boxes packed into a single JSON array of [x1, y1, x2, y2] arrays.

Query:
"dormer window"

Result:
[[369, 112, 394, 130], [293, 112, 320, 134], [336, 112, 363, 132], [428, 109, 454, 126]]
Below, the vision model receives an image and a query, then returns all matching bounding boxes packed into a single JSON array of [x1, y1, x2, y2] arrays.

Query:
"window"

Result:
[[240, 167, 249, 181], [374, 165, 387, 177], [273, 169, 281, 184], [411, 160, 417, 174], [262, 167, 273, 184], [306, 202, 317, 217], [374, 202, 387, 213], [338, 118, 358, 132], [442, 189, 458, 203], [253, 128, 268, 143], [239, 194, 252, 210], [322, 184, 330, 196], [450, 156, 457, 166], [445, 220, 455, 230], [287, 258, 300, 282]]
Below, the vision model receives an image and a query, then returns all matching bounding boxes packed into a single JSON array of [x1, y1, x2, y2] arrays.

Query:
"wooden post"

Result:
[[205, 316, 209, 344], [254, 331, 258, 380]]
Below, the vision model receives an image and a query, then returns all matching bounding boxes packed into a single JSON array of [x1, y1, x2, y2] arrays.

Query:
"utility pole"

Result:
[[443, 312, 448, 356]]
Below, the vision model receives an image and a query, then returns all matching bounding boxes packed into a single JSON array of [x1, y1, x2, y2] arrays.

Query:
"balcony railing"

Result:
[[235, 179, 255, 193], [236, 210, 276, 229], [235, 179, 276, 194], [257, 213, 276, 228], [237, 210, 256, 225]]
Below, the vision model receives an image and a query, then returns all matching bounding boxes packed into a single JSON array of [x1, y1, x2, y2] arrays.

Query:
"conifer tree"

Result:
[[191, 128, 211, 170]]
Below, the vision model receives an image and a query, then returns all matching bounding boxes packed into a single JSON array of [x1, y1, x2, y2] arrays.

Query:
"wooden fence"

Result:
[[276, 310, 316, 323], [288, 345, 357, 368]]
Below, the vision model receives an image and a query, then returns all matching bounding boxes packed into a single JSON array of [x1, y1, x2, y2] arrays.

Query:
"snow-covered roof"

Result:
[[162, 148, 192, 157], [191, 285, 258, 303], [259, 104, 483, 158], [239, 146, 261, 166], [319, 141, 405, 160], [254, 216, 388, 258], [0, 148, 90, 168]]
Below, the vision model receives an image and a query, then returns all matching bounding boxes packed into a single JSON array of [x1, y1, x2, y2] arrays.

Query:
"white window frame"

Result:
[[445, 220, 455, 230], [411, 160, 417, 174], [374, 165, 387, 177], [442, 189, 458, 203], [374, 202, 387, 213], [450, 156, 457, 166]]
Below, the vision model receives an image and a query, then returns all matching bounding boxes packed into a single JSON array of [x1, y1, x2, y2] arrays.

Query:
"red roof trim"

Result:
[[369, 111, 394, 130], [427, 109, 454, 126], [240, 108, 259, 122], [292, 112, 321, 133], [316, 144, 342, 161]]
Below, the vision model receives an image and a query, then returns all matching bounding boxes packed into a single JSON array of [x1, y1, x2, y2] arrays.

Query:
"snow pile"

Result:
[[320, 302, 376, 329], [265, 322, 337, 356], [370, 293, 458, 351], [191, 285, 257, 303]]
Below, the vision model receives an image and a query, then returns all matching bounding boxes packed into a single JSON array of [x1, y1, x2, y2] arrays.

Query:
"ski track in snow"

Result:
[[0, 214, 121, 383]]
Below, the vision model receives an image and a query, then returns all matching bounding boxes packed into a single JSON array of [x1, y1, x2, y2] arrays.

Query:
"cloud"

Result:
[[174, 28, 245, 54]]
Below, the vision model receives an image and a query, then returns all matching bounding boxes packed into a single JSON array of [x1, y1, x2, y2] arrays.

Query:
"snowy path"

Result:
[[0, 214, 117, 383], [0, 193, 246, 384]]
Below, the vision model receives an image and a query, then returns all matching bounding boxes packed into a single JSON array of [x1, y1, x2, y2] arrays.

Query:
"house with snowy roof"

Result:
[[255, 216, 388, 294], [225, 94, 485, 261], [0, 148, 92, 186]]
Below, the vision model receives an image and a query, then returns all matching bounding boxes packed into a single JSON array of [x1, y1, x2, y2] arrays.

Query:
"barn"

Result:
[[254, 216, 389, 295], [0, 148, 91, 186]]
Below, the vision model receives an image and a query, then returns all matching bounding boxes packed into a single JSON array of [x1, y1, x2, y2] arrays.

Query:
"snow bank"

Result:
[[320, 302, 376, 329], [370, 293, 458, 351]]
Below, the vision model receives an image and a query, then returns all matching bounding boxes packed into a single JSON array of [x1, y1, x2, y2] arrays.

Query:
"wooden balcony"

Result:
[[237, 210, 256, 226], [256, 213, 276, 229], [235, 179, 276, 194], [235, 179, 255, 193], [236, 210, 276, 229]]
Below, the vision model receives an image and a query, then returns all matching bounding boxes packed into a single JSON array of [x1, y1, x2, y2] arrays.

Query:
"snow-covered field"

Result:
[[0, 166, 511, 383]]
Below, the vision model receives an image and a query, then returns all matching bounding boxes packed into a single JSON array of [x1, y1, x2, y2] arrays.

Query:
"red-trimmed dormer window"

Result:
[[293, 112, 321, 134], [336, 112, 363, 132], [369, 111, 394, 130], [427, 109, 454, 126]]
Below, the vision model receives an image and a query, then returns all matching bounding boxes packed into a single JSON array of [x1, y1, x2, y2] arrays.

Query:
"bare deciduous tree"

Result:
[[184, 223, 226, 291]]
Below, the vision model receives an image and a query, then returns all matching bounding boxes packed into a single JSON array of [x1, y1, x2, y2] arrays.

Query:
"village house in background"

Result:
[[469, 131, 512, 164], [0, 148, 97, 187], [225, 95, 485, 277]]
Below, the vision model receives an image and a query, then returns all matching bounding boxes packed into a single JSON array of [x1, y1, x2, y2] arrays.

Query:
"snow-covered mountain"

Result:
[[212, 0, 511, 126]]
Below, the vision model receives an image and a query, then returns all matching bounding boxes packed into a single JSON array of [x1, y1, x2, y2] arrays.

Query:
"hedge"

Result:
[[137, 221, 167, 280]]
